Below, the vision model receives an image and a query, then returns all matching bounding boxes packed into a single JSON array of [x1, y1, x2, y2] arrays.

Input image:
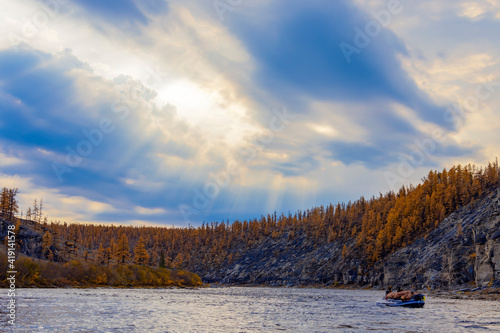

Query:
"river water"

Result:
[[1, 287, 499, 332]]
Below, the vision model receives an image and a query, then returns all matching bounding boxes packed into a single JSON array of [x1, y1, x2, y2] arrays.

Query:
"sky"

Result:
[[0, 0, 499, 227]]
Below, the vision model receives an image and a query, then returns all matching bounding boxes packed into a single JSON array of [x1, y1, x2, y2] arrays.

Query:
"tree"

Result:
[[0, 187, 9, 216], [159, 250, 166, 268], [38, 198, 43, 223], [0, 188, 19, 220], [42, 231, 53, 260], [105, 247, 112, 265], [172, 253, 184, 269], [9, 188, 18, 219], [115, 234, 130, 264], [109, 238, 116, 260], [96, 243, 106, 265], [456, 223, 464, 237], [63, 240, 76, 261], [33, 198, 39, 222], [342, 244, 348, 259], [134, 237, 149, 265]]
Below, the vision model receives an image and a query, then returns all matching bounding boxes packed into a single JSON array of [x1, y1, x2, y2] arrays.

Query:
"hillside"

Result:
[[198, 186, 500, 290], [381, 186, 500, 289], [0, 219, 203, 288], [1, 161, 499, 289]]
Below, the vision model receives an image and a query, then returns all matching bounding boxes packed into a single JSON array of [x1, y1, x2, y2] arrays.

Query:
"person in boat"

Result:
[[385, 287, 392, 298], [385, 287, 414, 301]]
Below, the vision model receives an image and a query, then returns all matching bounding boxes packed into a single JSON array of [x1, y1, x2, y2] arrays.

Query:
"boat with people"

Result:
[[376, 289, 425, 308]]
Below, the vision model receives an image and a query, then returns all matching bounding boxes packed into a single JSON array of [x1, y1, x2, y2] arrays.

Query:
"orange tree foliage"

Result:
[[4, 161, 500, 273], [0, 252, 202, 287]]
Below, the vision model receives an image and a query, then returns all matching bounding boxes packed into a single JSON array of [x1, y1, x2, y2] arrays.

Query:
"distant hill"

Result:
[[1, 160, 499, 289]]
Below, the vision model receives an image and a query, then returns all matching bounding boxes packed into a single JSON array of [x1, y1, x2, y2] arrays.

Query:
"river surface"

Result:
[[1, 287, 499, 332]]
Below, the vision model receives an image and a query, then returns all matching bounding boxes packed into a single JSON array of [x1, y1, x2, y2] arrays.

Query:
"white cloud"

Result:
[[0, 173, 114, 223], [0, 152, 24, 167], [134, 206, 167, 215], [1, 0, 499, 226], [459, 1, 500, 20]]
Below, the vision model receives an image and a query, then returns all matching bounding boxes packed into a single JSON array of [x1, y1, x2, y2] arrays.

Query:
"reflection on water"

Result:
[[1, 287, 499, 332]]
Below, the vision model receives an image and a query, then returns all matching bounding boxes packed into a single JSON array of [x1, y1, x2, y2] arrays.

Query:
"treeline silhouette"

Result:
[[2, 161, 499, 277]]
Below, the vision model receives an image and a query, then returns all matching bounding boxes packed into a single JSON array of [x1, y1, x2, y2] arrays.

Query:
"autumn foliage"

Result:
[[0, 251, 202, 288], [1, 161, 499, 279]]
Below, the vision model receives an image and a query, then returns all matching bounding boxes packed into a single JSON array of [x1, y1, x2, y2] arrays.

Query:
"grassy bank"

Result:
[[0, 251, 203, 288]]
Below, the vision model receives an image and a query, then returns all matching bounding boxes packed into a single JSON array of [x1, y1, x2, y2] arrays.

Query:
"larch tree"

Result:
[[42, 230, 53, 260], [134, 237, 149, 265], [0, 187, 9, 216], [33, 198, 38, 222], [109, 238, 116, 260], [115, 234, 130, 264], [342, 244, 348, 259], [96, 243, 106, 265], [172, 252, 184, 269], [38, 198, 43, 223], [105, 247, 112, 265], [0, 188, 19, 220]]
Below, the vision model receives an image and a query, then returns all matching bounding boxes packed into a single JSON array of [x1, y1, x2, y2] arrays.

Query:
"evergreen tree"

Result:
[[159, 250, 166, 268]]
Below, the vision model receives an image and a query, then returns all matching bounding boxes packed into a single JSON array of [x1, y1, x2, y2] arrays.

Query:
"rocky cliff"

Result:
[[0, 218, 46, 258], [197, 187, 500, 289], [380, 187, 500, 289]]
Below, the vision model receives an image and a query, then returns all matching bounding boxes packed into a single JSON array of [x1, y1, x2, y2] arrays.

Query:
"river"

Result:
[[1, 287, 499, 332]]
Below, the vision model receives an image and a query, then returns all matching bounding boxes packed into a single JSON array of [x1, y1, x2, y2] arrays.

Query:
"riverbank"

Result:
[[0, 251, 203, 288], [426, 286, 500, 301]]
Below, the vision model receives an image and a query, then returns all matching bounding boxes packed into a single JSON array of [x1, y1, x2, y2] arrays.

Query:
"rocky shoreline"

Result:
[[208, 282, 500, 301], [426, 286, 500, 301]]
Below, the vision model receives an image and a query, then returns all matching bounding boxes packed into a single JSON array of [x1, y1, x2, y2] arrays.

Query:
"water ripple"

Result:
[[1, 287, 499, 332]]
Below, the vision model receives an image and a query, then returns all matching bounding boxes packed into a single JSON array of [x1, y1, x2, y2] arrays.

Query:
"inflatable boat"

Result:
[[376, 294, 425, 308]]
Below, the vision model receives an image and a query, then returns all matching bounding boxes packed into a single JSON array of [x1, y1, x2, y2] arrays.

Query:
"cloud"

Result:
[[69, 0, 168, 30], [0, 48, 91, 149], [0, 46, 222, 224], [134, 206, 167, 215], [0, 152, 24, 167], [326, 142, 390, 168], [1, 0, 498, 227], [226, 0, 452, 128]]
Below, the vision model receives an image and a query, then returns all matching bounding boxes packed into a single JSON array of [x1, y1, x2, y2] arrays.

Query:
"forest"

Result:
[[1, 160, 499, 286]]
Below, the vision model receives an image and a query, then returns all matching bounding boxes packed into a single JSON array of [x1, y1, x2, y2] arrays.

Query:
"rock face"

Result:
[[0, 218, 44, 257], [380, 187, 500, 289], [196, 187, 500, 289]]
